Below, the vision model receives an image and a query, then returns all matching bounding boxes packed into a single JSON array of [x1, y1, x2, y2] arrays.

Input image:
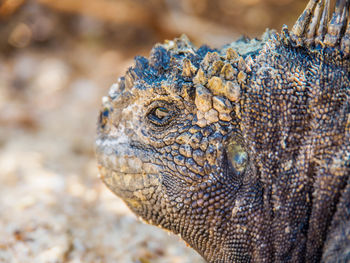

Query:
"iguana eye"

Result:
[[147, 105, 173, 126], [226, 142, 248, 173], [154, 107, 169, 119]]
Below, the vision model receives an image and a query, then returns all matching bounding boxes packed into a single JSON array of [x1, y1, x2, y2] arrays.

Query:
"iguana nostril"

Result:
[[98, 107, 110, 129]]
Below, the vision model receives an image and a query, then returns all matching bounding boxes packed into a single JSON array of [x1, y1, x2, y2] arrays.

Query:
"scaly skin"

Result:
[[96, 1, 350, 262]]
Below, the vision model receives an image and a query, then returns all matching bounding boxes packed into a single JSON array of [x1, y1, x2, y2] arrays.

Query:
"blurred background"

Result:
[[0, 0, 305, 262]]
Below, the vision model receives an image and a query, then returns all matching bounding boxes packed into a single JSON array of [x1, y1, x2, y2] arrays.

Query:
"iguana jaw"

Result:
[[98, 166, 161, 206], [96, 137, 162, 202]]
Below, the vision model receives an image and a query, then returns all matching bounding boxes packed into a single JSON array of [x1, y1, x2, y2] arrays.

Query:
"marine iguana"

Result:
[[96, 0, 350, 261]]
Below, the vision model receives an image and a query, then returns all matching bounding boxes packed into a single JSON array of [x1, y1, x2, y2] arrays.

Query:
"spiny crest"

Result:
[[287, 0, 350, 56], [121, 35, 209, 91], [117, 35, 249, 105], [101, 34, 257, 131]]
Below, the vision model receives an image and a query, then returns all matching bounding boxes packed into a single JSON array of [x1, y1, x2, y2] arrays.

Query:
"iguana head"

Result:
[[96, 0, 350, 261], [96, 35, 265, 261]]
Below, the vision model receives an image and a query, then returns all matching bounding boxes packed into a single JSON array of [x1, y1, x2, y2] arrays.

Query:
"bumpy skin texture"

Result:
[[96, 1, 350, 262]]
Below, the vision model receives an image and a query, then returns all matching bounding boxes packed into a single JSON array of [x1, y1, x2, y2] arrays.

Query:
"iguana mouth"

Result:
[[96, 137, 160, 173], [98, 164, 160, 179], [98, 166, 159, 186], [97, 155, 159, 176]]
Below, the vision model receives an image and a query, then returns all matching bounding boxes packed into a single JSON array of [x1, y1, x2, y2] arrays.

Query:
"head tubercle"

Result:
[[115, 34, 256, 104]]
